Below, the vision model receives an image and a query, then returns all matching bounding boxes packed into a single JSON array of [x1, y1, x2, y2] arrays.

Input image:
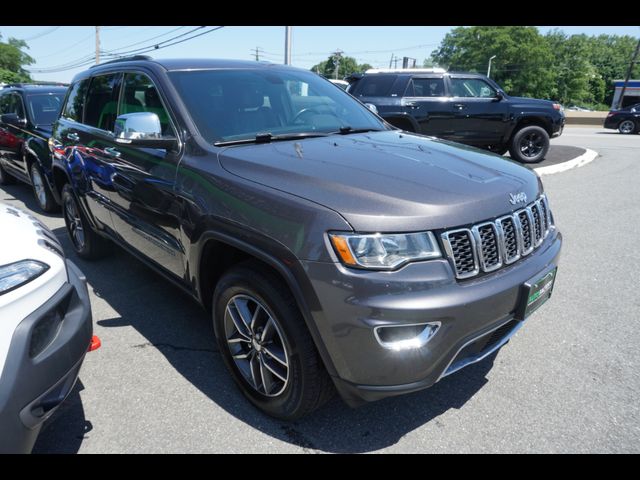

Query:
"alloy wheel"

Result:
[[31, 166, 47, 208], [224, 294, 290, 397], [519, 131, 545, 158], [619, 120, 635, 134], [64, 194, 85, 250]]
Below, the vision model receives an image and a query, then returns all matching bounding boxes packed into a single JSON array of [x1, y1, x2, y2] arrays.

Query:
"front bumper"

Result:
[[301, 230, 562, 406], [551, 116, 565, 138], [0, 260, 92, 454]]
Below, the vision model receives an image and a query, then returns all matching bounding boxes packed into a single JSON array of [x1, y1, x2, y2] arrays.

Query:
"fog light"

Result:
[[374, 322, 440, 351]]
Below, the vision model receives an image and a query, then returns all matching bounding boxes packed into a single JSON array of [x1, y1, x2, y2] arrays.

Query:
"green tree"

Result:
[[431, 26, 557, 99], [0, 34, 34, 83], [311, 55, 371, 79], [544, 31, 592, 105]]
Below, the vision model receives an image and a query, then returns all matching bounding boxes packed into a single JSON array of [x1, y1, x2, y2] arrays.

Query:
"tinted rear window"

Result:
[[352, 75, 397, 97]]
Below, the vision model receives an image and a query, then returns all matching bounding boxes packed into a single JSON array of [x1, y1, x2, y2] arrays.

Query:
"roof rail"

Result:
[[90, 55, 153, 68], [1, 81, 69, 88], [364, 67, 447, 74]]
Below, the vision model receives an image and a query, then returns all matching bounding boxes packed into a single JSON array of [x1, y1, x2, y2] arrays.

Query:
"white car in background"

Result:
[[0, 203, 94, 453]]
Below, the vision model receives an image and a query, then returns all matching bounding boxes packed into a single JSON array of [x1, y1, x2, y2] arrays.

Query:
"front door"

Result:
[[0, 92, 29, 181], [447, 76, 509, 146], [105, 71, 185, 279]]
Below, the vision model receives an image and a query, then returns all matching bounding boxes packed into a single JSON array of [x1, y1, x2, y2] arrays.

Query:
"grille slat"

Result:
[[442, 195, 553, 280]]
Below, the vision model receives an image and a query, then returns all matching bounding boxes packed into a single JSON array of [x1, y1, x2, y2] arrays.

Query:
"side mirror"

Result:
[[493, 92, 504, 102], [113, 112, 176, 149], [0, 113, 27, 127], [365, 103, 378, 114]]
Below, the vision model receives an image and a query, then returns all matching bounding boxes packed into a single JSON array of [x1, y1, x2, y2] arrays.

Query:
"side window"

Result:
[[411, 78, 445, 97], [353, 75, 397, 97], [0, 93, 10, 114], [13, 94, 25, 119], [450, 78, 497, 98], [119, 73, 174, 136], [62, 79, 90, 122], [84, 73, 122, 132]]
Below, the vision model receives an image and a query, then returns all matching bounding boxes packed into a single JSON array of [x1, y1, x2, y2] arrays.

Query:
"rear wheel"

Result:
[[618, 119, 637, 134], [213, 261, 334, 420], [509, 125, 550, 164], [30, 163, 58, 213], [62, 183, 111, 260]]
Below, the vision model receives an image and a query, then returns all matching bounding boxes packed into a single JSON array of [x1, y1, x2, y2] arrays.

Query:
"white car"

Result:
[[0, 203, 93, 453]]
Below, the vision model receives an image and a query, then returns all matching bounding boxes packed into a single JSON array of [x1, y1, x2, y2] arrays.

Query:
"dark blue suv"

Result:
[[347, 69, 565, 163]]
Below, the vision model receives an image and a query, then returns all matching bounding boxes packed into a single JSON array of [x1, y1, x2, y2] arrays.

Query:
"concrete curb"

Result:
[[533, 148, 599, 176]]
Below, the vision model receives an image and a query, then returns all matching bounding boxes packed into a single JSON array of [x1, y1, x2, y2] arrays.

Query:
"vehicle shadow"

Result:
[[31, 380, 91, 454], [0, 183, 60, 218], [46, 225, 499, 453]]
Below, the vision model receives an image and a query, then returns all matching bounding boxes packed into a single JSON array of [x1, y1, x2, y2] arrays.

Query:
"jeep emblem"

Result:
[[509, 192, 527, 205]]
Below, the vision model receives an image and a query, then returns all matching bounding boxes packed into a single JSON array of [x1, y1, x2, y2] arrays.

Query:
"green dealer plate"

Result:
[[516, 266, 557, 320]]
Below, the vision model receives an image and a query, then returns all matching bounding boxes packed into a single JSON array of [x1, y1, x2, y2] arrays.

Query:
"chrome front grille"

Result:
[[442, 195, 554, 280]]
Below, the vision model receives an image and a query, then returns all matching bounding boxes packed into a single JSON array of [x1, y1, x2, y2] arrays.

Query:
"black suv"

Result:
[[0, 83, 68, 212], [50, 57, 561, 419], [347, 69, 565, 163]]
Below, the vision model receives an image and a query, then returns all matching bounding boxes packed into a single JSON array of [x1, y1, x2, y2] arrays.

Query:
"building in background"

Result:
[[612, 80, 640, 109]]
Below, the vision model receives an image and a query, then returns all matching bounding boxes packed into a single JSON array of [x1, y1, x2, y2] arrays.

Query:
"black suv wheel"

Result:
[[213, 261, 334, 420], [29, 163, 58, 213], [62, 184, 111, 259], [509, 125, 550, 163]]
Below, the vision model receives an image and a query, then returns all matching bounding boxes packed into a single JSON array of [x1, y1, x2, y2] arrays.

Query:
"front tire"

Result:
[[213, 261, 334, 420], [61, 183, 111, 260], [29, 163, 58, 213], [618, 119, 637, 134], [509, 125, 550, 163]]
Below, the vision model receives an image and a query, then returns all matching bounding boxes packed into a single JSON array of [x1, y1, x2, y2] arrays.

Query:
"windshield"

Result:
[[168, 68, 388, 143], [26, 93, 65, 125]]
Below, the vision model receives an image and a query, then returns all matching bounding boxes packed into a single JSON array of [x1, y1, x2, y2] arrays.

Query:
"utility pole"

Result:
[[284, 26, 292, 65], [95, 26, 101, 65], [487, 55, 496, 78], [251, 47, 263, 61], [617, 38, 640, 109], [332, 49, 343, 79], [389, 53, 395, 68]]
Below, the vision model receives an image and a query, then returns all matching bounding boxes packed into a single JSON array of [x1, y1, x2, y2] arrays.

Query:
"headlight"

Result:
[[329, 231, 441, 270], [0, 260, 49, 295]]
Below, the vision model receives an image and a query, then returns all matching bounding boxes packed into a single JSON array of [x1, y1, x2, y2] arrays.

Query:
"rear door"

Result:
[[447, 76, 508, 145], [58, 74, 121, 231], [403, 76, 453, 137]]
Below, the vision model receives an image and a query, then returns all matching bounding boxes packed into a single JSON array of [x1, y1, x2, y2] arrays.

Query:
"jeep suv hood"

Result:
[[218, 131, 542, 232]]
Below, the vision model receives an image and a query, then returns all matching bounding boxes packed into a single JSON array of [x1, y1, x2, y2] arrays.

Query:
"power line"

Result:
[[100, 26, 188, 54], [31, 26, 225, 74], [19, 27, 61, 41], [100, 26, 206, 57]]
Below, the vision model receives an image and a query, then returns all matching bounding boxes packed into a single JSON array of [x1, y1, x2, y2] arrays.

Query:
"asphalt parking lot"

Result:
[[3, 126, 639, 453]]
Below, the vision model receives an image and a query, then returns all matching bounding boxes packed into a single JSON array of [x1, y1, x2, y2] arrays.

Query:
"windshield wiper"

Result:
[[214, 132, 329, 147], [333, 126, 386, 135]]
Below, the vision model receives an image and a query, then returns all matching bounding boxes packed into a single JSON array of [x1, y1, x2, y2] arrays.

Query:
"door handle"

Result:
[[404, 101, 419, 108], [104, 147, 121, 158], [453, 103, 466, 110], [66, 132, 79, 142]]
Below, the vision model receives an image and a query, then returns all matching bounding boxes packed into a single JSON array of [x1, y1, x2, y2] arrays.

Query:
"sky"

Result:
[[0, 26, 638, 83]]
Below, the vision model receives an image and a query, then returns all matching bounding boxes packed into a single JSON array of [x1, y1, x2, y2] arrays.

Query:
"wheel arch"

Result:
[[194, 230, 339, 378]]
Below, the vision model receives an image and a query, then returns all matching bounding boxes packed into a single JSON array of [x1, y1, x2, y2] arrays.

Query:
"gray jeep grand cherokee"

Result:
[[50, 57, 562, 419]]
